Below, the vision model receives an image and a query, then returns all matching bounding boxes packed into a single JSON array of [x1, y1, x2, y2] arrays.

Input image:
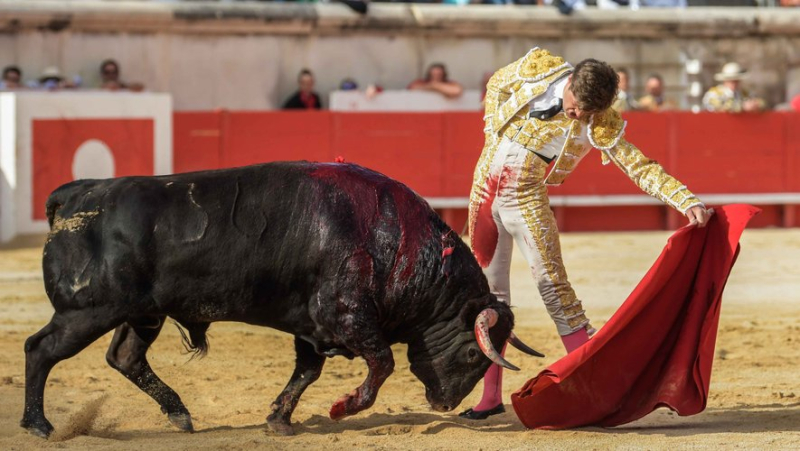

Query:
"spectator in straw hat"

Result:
[[36, 66, 78, 90], [702, 62, 764, 112], [39, 66, 66, 90]]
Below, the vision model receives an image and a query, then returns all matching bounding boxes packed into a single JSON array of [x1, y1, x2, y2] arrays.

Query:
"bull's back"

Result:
[[43, 162, 449, 326]]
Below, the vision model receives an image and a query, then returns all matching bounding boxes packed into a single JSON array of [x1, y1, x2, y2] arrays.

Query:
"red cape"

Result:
[[511, 204, 759, 429]]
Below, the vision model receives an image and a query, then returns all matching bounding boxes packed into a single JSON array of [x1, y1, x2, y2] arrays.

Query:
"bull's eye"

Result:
[[467, 347, 480, 363]]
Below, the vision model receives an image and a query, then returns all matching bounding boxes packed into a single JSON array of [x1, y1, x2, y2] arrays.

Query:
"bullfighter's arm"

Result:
[[587, 109, 704, 214], [600, 139, 704, 214]]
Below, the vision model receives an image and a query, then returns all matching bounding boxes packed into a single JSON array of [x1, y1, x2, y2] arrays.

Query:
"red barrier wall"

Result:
[[174, 111, 800, 232], [33, 118, 154, 220]]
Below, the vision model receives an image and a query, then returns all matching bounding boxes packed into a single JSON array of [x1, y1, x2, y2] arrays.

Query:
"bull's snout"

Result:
[[425, 386, 455, 412]]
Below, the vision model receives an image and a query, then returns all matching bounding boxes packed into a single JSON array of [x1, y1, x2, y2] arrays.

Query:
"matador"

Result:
[[460, 48, 713, 420]]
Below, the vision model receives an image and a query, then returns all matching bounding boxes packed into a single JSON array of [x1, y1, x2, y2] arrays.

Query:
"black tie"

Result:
[[529, 99, 563, 120]]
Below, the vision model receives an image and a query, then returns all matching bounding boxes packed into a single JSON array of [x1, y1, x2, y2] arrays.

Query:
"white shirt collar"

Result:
[[553, 74, 570, 101], [528, 72, 571, 113]]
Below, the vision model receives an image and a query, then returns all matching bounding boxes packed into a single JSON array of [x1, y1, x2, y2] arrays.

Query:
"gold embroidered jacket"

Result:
[[473, 47, 703, 214]]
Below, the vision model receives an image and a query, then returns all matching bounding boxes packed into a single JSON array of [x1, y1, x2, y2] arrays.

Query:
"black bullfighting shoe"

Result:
[[458, 404, 505, 420]]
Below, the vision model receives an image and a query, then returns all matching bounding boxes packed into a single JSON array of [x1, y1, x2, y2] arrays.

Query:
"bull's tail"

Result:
[[173, 320, 210, 360]]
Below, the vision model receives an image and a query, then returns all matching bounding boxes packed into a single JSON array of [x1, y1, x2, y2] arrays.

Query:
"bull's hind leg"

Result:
[[105, 320, 194, 432], [21, 310, 123, 438], [267, 336, 325, 436]]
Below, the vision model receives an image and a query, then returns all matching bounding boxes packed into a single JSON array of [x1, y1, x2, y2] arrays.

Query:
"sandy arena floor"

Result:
[[0, 228, 798, 450]]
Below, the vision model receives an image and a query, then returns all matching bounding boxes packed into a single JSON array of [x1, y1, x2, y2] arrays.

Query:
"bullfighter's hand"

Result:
[[686, 206, 714, 228]]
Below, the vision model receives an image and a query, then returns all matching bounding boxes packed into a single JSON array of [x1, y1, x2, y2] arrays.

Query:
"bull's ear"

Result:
[[458, 296, 491, 328]]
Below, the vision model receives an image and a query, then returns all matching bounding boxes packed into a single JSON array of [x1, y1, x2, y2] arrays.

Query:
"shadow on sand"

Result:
[[297, 411, 525, 435], [583, 402, 800, 436], [195, 402, 800, 436], [50, 401, 800, 441]]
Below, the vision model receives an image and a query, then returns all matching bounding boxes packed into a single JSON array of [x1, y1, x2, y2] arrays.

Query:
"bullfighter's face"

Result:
[[563, 77, 598, 121]]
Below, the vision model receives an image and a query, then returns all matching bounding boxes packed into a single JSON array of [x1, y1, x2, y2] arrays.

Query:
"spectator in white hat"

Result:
[[39, 66, 65, 90], [35, 66, 79, 90], [702, 62, 764, 112]]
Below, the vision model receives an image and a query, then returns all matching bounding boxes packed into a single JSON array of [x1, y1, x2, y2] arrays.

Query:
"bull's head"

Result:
[[407, 298, 542, 412]]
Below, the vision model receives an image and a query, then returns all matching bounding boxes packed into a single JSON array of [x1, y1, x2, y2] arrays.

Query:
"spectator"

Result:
[[702, 62, 765, 113], [100, 59, 144, 92], [1, 66, 22, 90], [339, 78, 359, 91], [597, 0, 686, 9], [791, 93, 800, 112], [337, 0, 368, 14], [283, 69, 322, 110], [638, 73, 676, 112], [611, 68, 638, 112], [550, 0, 588, 15], [38, 66, 74, 90], [365, 83, 383, 100], [408, 63, 463, 99], [638, 0, 686, 6]]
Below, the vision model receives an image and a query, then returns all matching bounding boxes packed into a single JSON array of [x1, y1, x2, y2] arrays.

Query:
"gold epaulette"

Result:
[[588, 108, 626, 151], [489, 48, 573, 134], [516, 48, 570, 82]]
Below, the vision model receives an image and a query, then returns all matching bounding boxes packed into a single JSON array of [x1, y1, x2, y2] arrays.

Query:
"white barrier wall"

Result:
[[0, 91, 172, 242], [329, 90, 482, 112]]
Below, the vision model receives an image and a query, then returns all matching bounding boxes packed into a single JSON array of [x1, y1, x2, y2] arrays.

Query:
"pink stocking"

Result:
[[561, 327, 590, 353], [474, 346, 506, 411]]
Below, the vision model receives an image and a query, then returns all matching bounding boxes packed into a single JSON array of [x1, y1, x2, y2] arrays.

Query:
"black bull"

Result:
[[21, 161, 541, 437]]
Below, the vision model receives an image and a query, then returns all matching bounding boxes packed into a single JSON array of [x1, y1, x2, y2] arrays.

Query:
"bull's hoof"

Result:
[[267, 409, 294, 435], [330, 390, 367, 420], [20, 418, 54, 439], [168, 413, 194, 432], [266, 417, 295, 436], [329, 400, 348, 420], [25, 425, 53, 439]]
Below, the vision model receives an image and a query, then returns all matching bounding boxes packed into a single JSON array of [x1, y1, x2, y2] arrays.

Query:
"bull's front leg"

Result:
[[267, 336, 325, 435], [329, 341, 394, 420]]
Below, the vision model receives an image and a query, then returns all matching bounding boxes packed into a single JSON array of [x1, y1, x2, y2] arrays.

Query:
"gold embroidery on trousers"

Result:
[[516, 151, 588, 329]]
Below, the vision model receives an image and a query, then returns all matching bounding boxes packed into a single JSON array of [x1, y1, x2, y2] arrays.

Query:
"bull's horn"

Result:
[[508, 332, 545, 358], [474, 309, 520, 371]]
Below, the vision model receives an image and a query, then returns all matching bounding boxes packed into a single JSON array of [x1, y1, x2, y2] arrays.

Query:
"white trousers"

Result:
[[469, 137, 592, 336]]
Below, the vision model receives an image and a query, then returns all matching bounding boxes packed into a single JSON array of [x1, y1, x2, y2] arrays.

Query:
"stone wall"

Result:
[[1, 1, 798, 110]]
